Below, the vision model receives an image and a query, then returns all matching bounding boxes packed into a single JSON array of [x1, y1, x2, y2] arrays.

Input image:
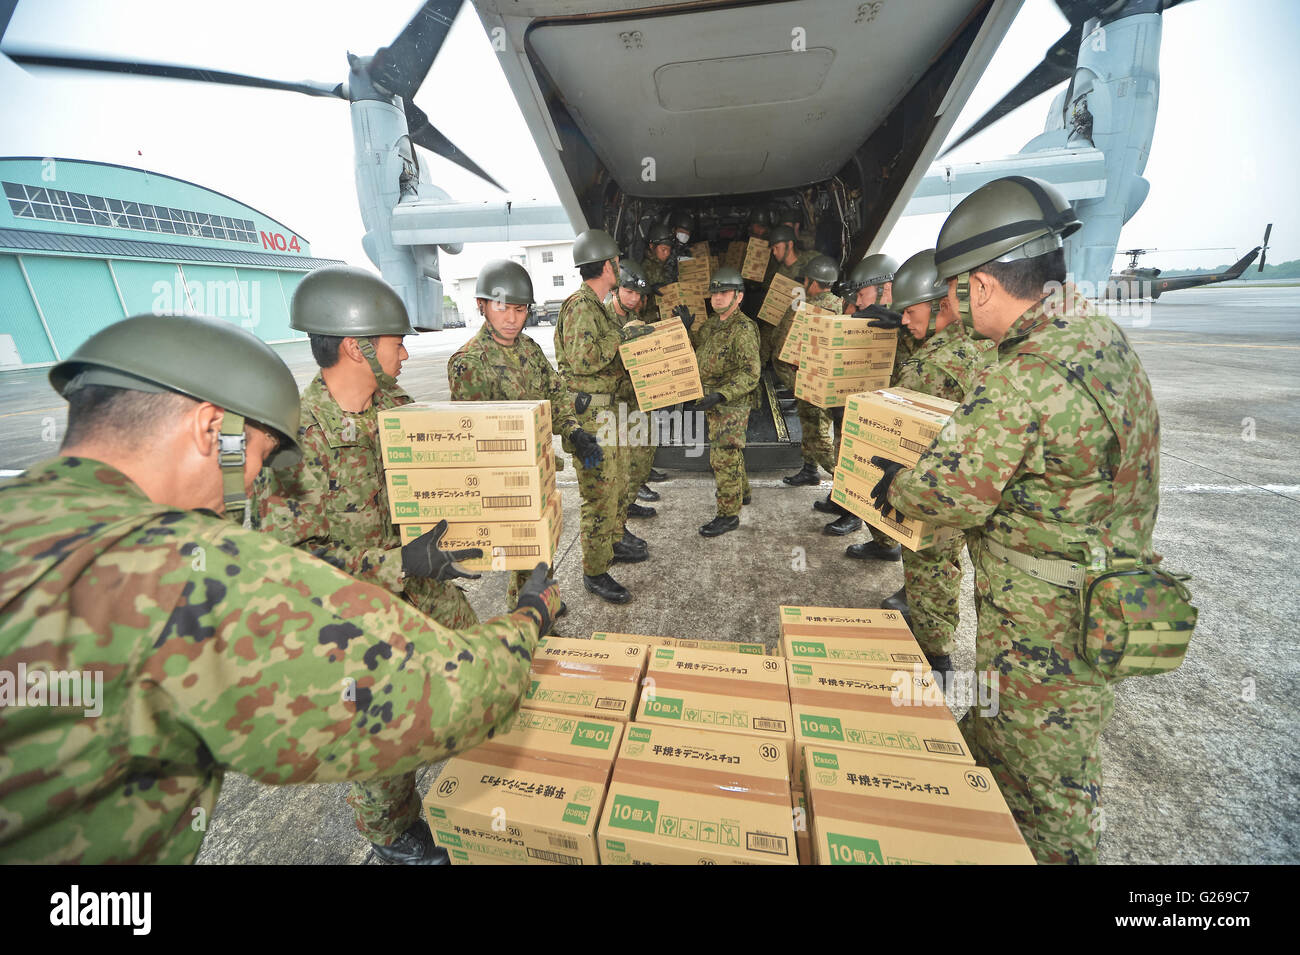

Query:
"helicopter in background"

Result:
[[1105, 223, 1272, 300]]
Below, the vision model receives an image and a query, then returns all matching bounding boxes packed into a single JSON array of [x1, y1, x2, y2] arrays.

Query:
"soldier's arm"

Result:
[[542, 357, 581, 436], [887, 365, 1040, 529], [558, 298, 622, 376], [447, 352, 498, 402], [718, 325, 761, 404], [250, 427, 405, 593], [158, 520, 546, 786]]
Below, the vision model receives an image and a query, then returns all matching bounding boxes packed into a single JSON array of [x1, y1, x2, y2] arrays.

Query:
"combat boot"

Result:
[[637, 484, 661, 502], [846, 540, 902, 561], [926, 653, 954, 682], [823, 513, 862, 535], [584, 572, 631, 604], [370, 818, 448, 865], [812, 492, 845, 515], [612, 529, 648, 564], [742, 492, 752, 505], [626, 502, 657, 519], [621, 527, 648, 550], [647, 468, 669, 482], [699, 515, 740, 537], [880, 586, 912, 627], [782, 462, 820, 486]]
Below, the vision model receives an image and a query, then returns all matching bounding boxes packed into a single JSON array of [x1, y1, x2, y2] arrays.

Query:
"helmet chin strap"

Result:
[[956, 273, 990, 341], [357, 337, 399, 393], [926, 301, 940, 338], [218, 411, 247, 519]]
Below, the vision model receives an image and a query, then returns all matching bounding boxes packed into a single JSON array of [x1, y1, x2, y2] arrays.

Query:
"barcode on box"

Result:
[[492, 544, 541, 558], [880, 513, 914, 538], [751, 718, 787, 733], [594, 697, 627, 712], [484, 494, 532, 509], [660, 342, 687, 355], [511, 526, 539, 540], [918, 425, 940, 440], [498, 417, 525, 432], [891, 653, 925, 663], [900, 437, 929, 456], [526, 847, 582, 865], [503, 474, 533, 488], [477, 438, 527, 452], [745, 832, 789, 856], [672, 367, 693, 377], [925, 739, 965, 756], [547, 833, 580, 852]]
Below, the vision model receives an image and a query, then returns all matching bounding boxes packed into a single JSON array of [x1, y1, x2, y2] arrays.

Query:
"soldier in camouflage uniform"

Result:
[[640, 224, 677, 325], [0, 313, 559, 864], [554, 229, 645, 605], [875, 176, 1161, 864], [757, 225, 818, 370], [776, 254, 844, 487], [606, 261, 663, 520], [878, 249, 995, 674], [248, 266, 495, 863], [446, 259, 602, 610], [694, 268, 762, 537]]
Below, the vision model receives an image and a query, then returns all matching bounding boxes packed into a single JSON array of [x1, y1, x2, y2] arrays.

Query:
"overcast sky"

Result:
[[2, 0, 1296, 274]]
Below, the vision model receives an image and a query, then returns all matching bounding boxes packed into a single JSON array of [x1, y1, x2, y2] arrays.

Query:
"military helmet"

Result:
[[671, 209, 696, 233], [843, 253, 900, 293], [707, 266, 745, 293], [50, 313, 303, 468], [289, 265, 415, 337], [768, 225, 797, 247], [572, 228, 621, 267], [647, 223, 674, 247], [934, 175, 1082, 279], [890, 249, 949, 311], [801, 254, 839, 285], [476, 259, 534, 305], [747, 208, 774, 227], [618, 260, 650, 293]]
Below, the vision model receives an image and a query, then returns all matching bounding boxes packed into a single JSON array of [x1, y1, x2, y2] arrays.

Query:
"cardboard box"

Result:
[[397, 497, 561, 572], [378, 401, 551, 469], [795, 366, 891, 408], [678, 255, 710, 288], [386, 457, 555, 522], [842, 387, 960, 467], [656, 282, 707, 323], [792, 788, 812, 865], [832, 464, 961, 552], [524, 636, 648, 722], [800, 344, 897, 380], [741, 237, 770, 281], [425, 708, 623, 865], [781, 631, 927, 670], [787, 659, 971, 775], [757, 273, 799, 326], [777, 301, 837, 366], [807, 317, 898, 350], [631, 363, 703, 410], [618, 316, 693, 366], [592, 632, 777, 655], [723, 240, 747, 272], [598, 724, 797, 865], [635, 646, 793, 754], [778, 605, 916, 642], [803, 747, 1035, 864]]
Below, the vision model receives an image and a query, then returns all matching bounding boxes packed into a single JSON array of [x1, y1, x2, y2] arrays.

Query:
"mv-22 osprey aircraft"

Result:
[[3, 0, 1202, 464]]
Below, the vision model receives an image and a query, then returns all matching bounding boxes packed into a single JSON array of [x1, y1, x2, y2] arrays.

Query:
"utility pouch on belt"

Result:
[[1081, 557, 1198, 680]]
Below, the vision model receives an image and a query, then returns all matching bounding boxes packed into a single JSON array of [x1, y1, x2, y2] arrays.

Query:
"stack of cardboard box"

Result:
[[794, 316, 897, 409], [832, 387, 963, 551], [592, 632, 777, 656], [523, 636, 649, 723], [617, 315, 703, 411], [756, 273, 799, 326], [776, 300, 837, 366], [379, 401, 561, 572], [741, 237, 770, 281], [723, 240, 746, 272]]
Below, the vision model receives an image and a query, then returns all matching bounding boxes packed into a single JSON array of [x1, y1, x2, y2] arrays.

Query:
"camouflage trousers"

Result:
[[569, 404, 628, 576], [959, 539, 1114, 865], [901, 537, 963, 657], [758, 320, 780, 368], [348, 585, 478, 844], [622, 423, 659, 514], [708, 405, 751, 517], [796, 399, 835, 474]]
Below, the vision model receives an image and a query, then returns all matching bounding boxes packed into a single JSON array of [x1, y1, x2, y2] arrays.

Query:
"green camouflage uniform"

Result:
[[759, 250, 817, 367], [249, 374, 479, 845], [891, 321, 994, 658], [0, 457, 548, 864], [695, 310, 761, 516], [607, 296, 659, 520], [554, 283, 631, 576], [887, 286, 1161, 865], [447, 322, 578, 609], [640, 255, 674, 324], [773, 289, 842, 472]]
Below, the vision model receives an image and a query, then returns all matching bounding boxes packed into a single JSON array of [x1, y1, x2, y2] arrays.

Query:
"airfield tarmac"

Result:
[[1, 283, 1296, 865]]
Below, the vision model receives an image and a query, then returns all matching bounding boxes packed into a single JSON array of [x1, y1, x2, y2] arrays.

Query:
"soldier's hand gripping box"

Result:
[[635, 646, 793, 753], [379, 400, 552, 468], [424, 708, 623, 865], [597, 724, 797, 865], [841, 387, 959, 467], [832, 463, 960, 552], [592, 632, 777, 655], [757, 273, 799, 325], [397, 497, 562, 572], [803, 747, 1035, 865], [386, 453, 556, 522], [523, 636, 648, 722], [787, 659, 971, 784]]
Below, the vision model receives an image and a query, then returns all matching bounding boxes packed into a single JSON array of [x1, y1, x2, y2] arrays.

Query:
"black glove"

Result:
[[868, 456, 906, 520], [570, 427, 604, 469], [401, 519, 483, 582], [672, 304, 694, 331], [860, 304, 903, 329], [515, 562, 560, 636], [696, 392, 723, 411], [574, 391, 591, 414]]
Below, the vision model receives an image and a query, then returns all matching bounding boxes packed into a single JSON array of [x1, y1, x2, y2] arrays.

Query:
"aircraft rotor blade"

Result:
[[404, 100, 503, 190], [369, 0, 460, 100], [1260, 222, 1272, 271], [4, 50, 346, 99]]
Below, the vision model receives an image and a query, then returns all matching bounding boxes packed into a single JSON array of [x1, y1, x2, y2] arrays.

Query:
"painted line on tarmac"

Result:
[[1130, 341, 1300, 349], [1166, 484, 1300, 494], [0, 469, 24, 478], [0, 405, 64, 419]]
